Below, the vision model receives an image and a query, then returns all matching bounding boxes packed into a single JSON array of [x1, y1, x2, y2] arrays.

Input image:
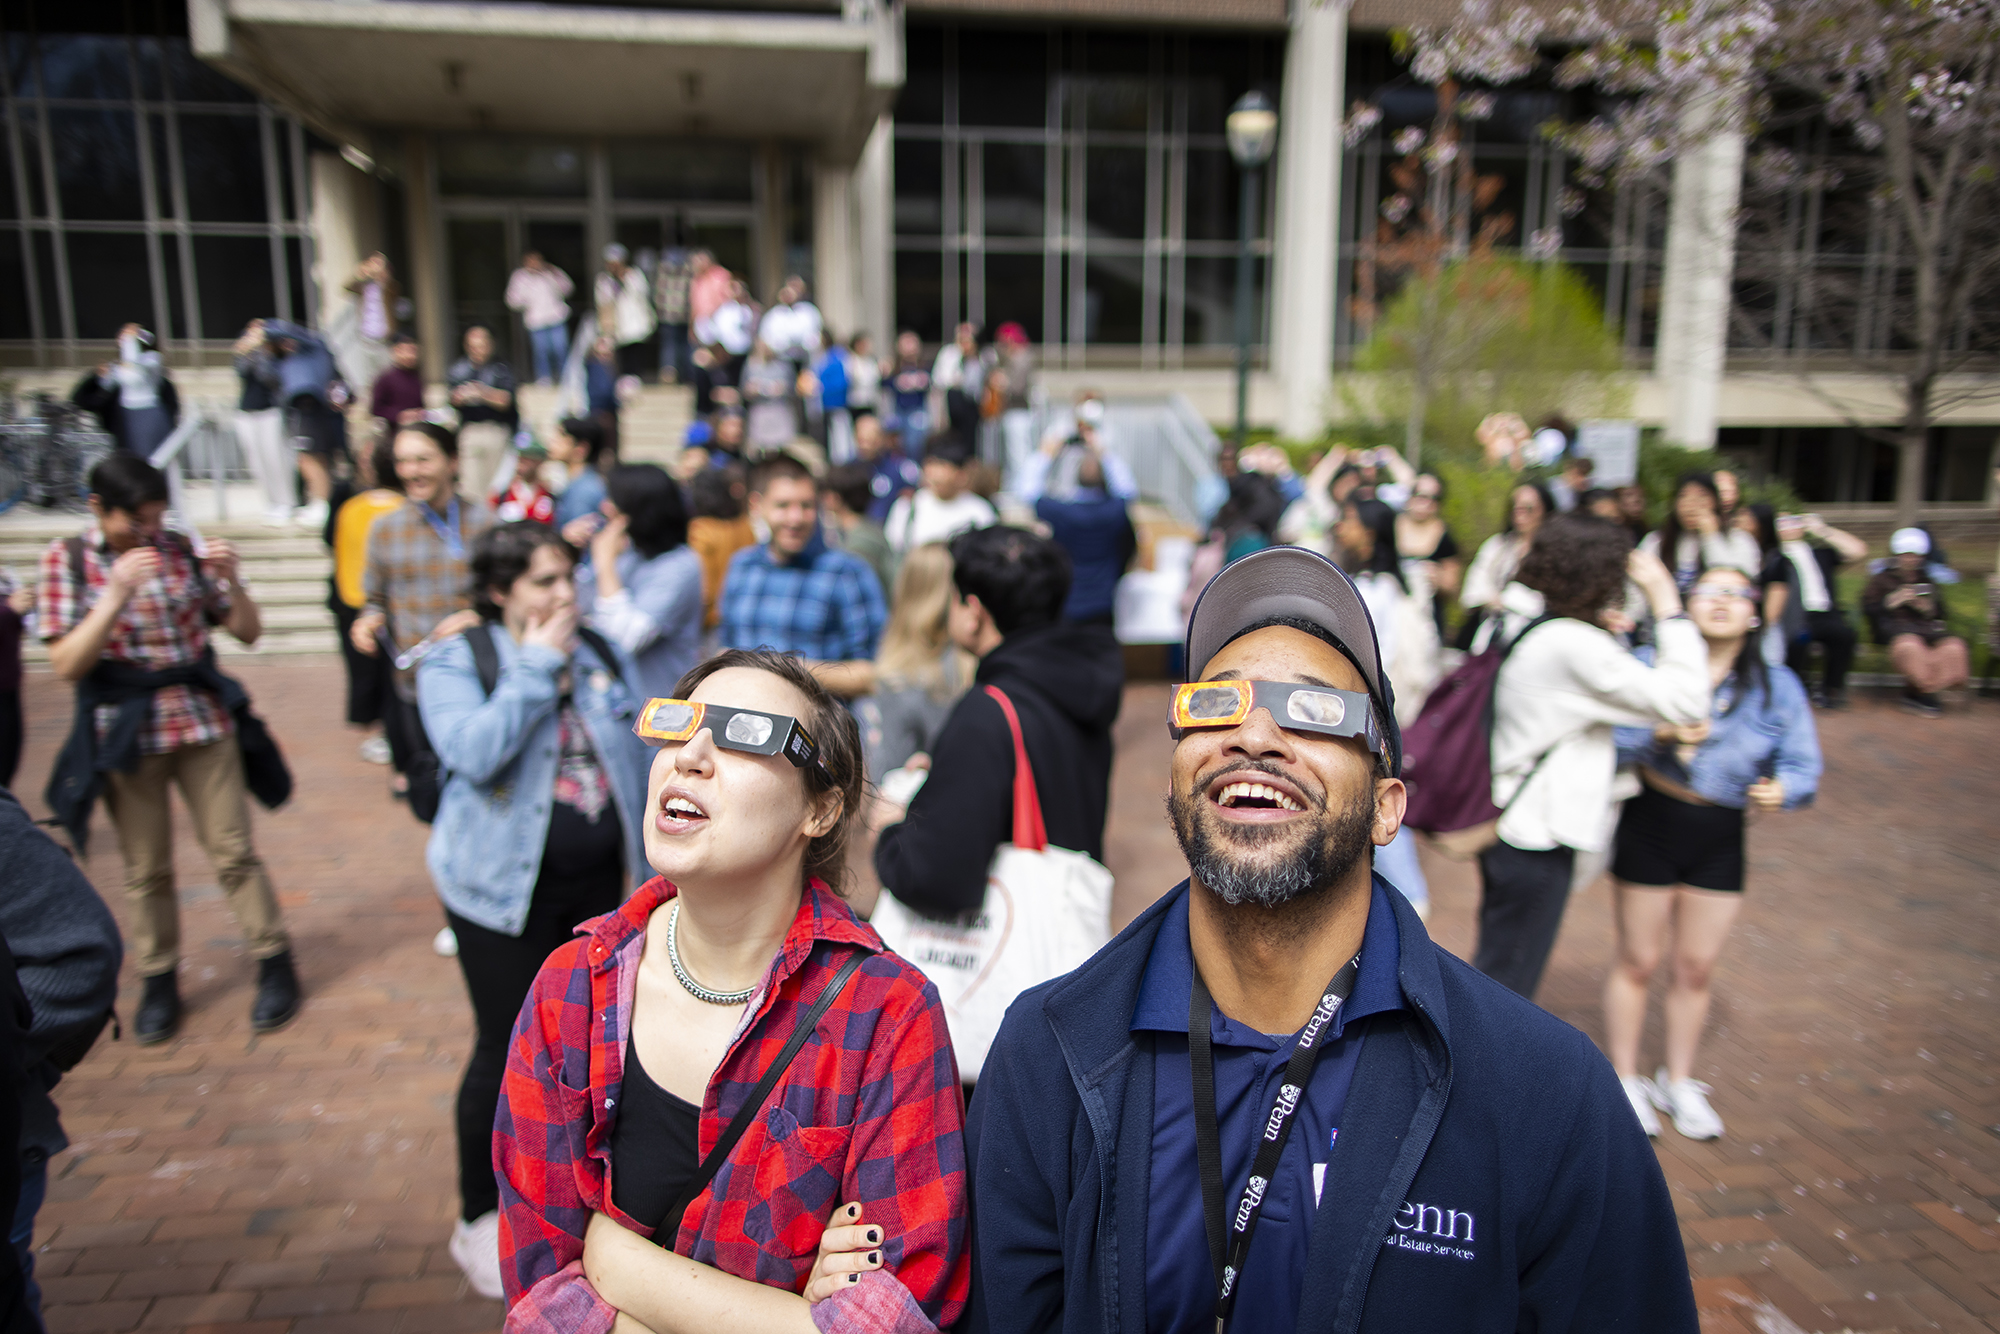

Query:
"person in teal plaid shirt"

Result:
[[718, 455, 888, 699]]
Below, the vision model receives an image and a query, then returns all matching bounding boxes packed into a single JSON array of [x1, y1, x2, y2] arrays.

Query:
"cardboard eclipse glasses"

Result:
[[633, 698, 833, 785], [1169, 679, 1388, 759]]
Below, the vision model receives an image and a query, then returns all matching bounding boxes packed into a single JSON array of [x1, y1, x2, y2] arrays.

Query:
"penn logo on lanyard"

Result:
[[1264, 1085, 1300, 1140], [1191, 951, 1361, 1332]]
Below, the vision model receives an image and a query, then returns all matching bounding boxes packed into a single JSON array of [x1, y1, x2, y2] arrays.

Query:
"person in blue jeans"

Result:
[[416, 520, 653, 1298], [1606, 564, 1821, 1143]]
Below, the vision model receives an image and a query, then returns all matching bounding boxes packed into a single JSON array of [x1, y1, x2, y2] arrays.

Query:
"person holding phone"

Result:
[[38, 454, 299, 1045], [1604, 565, 1821, 1141], [496, 648, 970, 1334], [1862, 528, 1969, 717], [1773, 511, 1867, 708]]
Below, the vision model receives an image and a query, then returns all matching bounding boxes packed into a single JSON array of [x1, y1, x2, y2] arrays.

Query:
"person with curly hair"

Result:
[[1474, 515, 1712, 1000]]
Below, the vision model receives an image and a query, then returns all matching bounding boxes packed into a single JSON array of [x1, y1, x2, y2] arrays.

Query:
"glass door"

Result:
[[445, 217, 511, 361], [443, 208, 588, 371]]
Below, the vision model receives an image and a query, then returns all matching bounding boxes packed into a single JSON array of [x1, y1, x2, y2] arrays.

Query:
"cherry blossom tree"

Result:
[[1382, 0, 2000, 521]]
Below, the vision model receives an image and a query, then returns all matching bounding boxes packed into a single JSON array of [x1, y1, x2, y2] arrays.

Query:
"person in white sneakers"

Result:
[[1605, 565, 1823, 1139], [884, 435, 995, 554]]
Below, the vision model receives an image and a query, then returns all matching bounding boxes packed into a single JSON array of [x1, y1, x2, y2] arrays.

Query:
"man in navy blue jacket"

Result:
[[965, 545, 1697, 1334], [1035, 449, 1137, 626]]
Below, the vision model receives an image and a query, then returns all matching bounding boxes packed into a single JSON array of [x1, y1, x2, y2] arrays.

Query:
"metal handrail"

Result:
[[149, 401, 241, 534], [1100, 393, 1222, 528]]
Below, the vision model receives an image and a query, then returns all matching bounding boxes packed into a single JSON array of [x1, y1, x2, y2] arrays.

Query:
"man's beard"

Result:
[[1168, 769, 1377, 911]]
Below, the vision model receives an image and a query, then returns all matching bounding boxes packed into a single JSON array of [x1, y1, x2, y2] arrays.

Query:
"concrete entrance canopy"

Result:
[[187, 0, 904, 163]]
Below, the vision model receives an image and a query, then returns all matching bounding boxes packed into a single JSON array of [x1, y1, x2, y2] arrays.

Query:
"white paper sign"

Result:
[[1575, 420, 1640, 488]]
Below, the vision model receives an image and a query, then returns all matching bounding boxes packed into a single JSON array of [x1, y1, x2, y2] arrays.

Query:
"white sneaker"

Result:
[[1620, 1074, 1662, 1137], [262, 506, 293, 529], [293, 500, 329, 529], [1652, 1068, 1724, 1140], [358, 735, 392, 765], [449, 1210, 505, 1300], [433, 927, 459, 958]]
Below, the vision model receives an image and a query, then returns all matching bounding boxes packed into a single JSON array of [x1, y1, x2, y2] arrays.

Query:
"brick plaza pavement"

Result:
[[11, 659, 1999, 1334]]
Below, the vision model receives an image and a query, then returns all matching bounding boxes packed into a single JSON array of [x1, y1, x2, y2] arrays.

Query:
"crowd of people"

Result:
[[2, 254, 1994, 1334]]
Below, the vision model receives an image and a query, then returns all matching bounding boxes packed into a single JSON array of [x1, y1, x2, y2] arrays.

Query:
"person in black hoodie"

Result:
[[873, 525, 1124, 920]]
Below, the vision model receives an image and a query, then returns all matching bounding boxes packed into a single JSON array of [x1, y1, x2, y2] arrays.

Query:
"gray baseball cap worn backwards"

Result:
[[1182, 545, 1403, 774]]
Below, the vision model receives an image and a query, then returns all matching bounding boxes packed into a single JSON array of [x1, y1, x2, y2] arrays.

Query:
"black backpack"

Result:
[[406, 623, 624, 824]]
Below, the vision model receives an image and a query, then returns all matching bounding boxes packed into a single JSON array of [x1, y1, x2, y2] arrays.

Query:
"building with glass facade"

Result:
[[2, 0, 1992, 506]]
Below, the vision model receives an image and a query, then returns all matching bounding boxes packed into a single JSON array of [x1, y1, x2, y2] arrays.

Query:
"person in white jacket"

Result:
[[1476, 515, 1711, 1000], [594, 245, 656, 380]]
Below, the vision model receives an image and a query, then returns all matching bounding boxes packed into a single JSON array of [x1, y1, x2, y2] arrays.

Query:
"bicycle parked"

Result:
[[0, 393, 115, 515]]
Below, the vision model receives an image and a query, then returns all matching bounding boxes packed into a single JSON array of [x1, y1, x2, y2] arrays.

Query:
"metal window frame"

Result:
[[0, 25, 313, 366], [428, 134, 763, 367], [890, 23, 1274, 363]]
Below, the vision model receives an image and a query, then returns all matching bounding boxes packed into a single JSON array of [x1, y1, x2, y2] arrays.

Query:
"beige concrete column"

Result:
[[757, 144, 787, 303], [1269, 0, 1347, 441], [855, 115, 894, 345], [1655, 93, 1744, 449], [814, 161, 860, 338], [403, 133, 448, 382], [308, 151, 381, 323]]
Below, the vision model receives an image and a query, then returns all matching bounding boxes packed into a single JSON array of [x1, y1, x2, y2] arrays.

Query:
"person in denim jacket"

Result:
[[417, 521, 654, 1299], [1606, 565, 1822, 1143]]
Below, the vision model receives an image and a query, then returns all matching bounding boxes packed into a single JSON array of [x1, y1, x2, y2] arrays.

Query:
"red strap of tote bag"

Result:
[[983, 685, 1048, 853]]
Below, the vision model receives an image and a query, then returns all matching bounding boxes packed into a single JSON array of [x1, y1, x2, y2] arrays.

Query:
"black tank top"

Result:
[[610, 1032, 702, 1240]]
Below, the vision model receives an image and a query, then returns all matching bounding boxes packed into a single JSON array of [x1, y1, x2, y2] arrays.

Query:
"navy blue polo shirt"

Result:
[[1134, 878, 1405, 1334]]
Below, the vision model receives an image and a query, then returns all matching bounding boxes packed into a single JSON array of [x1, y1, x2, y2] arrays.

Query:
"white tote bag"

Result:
[[871, 686, 1113, 1080]]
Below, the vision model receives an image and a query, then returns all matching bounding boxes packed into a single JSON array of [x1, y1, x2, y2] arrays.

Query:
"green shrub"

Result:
[[1342, 256, 1630, 462], [1634, 438, 1801, 528]]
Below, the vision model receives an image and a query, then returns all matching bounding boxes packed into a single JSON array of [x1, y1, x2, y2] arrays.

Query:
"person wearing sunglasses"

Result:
[[1606, 565, 1821, 1141], [496, 647, 970, 1334], [963, 546, 1696, 1334]]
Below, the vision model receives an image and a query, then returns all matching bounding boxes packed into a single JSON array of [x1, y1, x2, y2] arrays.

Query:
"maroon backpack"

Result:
[[1400, 615, 1553, 857]]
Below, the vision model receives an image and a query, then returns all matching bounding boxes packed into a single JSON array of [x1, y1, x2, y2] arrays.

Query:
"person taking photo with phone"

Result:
[[1863, 527, 1970, 717], [38, 454, 300, 1045]]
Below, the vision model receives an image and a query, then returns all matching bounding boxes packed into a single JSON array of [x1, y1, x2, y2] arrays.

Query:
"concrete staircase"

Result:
[[2, 489, 339, 663], [515, 382, 694, 466]]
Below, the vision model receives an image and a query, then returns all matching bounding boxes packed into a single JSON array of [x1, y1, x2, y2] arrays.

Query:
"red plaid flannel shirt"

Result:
[[496, 876, 969, 1334], [37, 528, 232, 754]]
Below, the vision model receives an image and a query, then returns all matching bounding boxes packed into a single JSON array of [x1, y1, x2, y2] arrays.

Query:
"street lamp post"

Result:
[[1226, 91, 1278, 454]]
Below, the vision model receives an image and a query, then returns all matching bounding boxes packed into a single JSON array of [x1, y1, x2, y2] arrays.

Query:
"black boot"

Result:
[[135, 972, 180, 1046], [252, 952, 301, 1032]]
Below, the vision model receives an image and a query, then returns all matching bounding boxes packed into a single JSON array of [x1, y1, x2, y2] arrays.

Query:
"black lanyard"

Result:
[[1189, 952, 1361, 1333]]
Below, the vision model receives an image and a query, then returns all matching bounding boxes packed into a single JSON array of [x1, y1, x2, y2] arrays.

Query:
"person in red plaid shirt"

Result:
[[496, 648, 969, 1334], [38, 453, 300, 1045]]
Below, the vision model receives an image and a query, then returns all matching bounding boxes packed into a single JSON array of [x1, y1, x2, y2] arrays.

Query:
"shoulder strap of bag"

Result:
[[1498, 611, 1557, 662], [575, 625, 626, 686], [982, 684, 1047, 852], [465, 624, 500, 697], [66, 536, 86, 592], [649, 947, 870, 1247]]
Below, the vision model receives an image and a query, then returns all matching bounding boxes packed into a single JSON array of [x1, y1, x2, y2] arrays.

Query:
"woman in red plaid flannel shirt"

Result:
[[497, 648, 969, 1334]]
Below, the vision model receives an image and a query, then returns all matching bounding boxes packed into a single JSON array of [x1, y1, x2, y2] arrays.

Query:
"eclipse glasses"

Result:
[[1169, 679, 1388, 759], [633, 698, 833, 786]]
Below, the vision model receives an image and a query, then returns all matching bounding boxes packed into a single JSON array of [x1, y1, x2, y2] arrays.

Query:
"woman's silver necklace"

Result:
[[666, 901, 757, 1006]]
